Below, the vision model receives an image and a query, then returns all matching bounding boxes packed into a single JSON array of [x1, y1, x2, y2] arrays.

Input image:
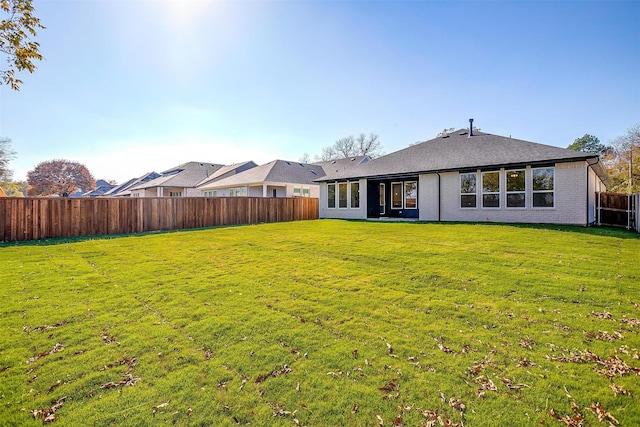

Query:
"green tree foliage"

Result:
[[567, 134, 612, 156], [27, 159, 96, 196], [316, 133, 383, 161], [0, 137, 15, 181], [0, 180, 25, 196], [605, 124, 640, 194], [1, 0, 44, 90]]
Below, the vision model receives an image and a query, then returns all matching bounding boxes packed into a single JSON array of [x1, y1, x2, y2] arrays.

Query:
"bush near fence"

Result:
[[0, 197, 319, 242]]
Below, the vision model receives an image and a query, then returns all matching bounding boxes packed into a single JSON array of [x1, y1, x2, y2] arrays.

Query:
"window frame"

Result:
[[350, 182, 360, 209], [391, 182, 403, 209], [481, 171, 500, 209], [338, 182, 348, 208], [532, 167, 555, 209], [460, 172, 477, 209], [505, 169, 526, 209], [327, 183, 336, 208], [404, 181, 418, 209]]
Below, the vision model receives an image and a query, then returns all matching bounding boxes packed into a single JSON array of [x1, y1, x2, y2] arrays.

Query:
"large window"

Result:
[[327, 184, 336, 208], [350, 182, 360, 208], [391, 182, 403, 209], [338, 183, 348, 208], [506, 170, 525, 208], [460, 173, 477, 208], [404, 181, 417, 209], [533, 167, 554, 208], [482, 171, 500, 208]]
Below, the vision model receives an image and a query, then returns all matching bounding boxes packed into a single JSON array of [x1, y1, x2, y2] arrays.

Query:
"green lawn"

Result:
[[1, 220, 639, 426]]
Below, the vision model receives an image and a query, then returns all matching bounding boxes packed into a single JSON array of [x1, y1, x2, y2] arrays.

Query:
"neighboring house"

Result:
[[103, 172, 161, 197], [316, 126, 609, 226], [129, 162, 223, 197], [196, 161, 258, 195], [82, 179, 117, 197], [197, 159, 325, 198]]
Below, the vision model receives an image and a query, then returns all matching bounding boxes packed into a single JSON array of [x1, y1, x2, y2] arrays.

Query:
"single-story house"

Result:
[[129, 162, 224, 197], [82, 179, 117, 197], [196, 157, 368, 198], [196, 161, 258, 195], [103, 172, 162, 197], [316, 126, 609, 226]]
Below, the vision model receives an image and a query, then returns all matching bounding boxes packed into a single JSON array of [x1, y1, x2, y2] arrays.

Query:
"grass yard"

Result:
[[1, 220, 639, 426]]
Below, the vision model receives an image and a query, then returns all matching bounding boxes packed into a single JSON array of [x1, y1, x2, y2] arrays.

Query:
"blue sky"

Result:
[[1, 0, 638, 183]]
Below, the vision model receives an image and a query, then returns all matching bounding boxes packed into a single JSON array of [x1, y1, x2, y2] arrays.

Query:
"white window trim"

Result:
[[338, 182, 348, 209], [460, 172, 478, 209], [350, 181, 360, 209], [532, 167, 555, 209], [481, 171, 500, 209], [404, 181, 418, 209], [379, 183, 386, 215], [327, 183, 336, 209], [505, 169, 526, 209], [391, 181, 403, 210]]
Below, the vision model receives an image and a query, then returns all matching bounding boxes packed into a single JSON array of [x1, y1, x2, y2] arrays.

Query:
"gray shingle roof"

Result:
[[316, 130, 607, 181], [130, 162, 223, 190], [196, 161, 258, 188], [205, 160, 326, 188], [104, 171, 161, 196]]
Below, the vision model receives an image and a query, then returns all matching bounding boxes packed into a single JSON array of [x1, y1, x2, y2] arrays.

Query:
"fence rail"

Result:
[[596, 192, 639, 231], [0, 197, 319, 242]]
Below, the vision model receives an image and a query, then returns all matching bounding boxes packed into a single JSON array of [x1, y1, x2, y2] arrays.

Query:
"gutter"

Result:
[[586, 157, 601, 227], [436, 172, 441, 222]]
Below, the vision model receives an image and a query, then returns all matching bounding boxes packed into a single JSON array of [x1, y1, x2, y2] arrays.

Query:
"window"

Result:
[[379, 183, 385, 214], [404, 181, 417, 209], [203, 190, 217, 197], [338, 183, 348, 208], [350, 182, 360, 208], [460, 173, 477, 208], [229, 187, 247, 197], [391, 182, 403, 209], [482, 171, 500, 208], [293, 187, 301, 197], [533, 167, 554, 208], [302, 188, 310, 197], [169, 191, 182, 197], [506, 170, 525, 208], [229, 188, 235, 197], [327, 184, 336, 208]]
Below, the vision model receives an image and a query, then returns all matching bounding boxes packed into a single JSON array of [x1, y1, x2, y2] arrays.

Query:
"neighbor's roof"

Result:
[[196, 161, 258, 188], [204, 160, 326, 188], [315, 130, 608, 182], [310, 156, 371, 180], [103, 171, 161, 196], [130, 162, 223, 190]]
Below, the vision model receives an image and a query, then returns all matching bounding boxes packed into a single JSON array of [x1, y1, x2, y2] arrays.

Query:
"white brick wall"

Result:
[[319, 179, 367, 219]]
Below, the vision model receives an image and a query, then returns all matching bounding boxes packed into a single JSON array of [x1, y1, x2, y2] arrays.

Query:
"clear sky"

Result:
[[1, 0, 638, 184]]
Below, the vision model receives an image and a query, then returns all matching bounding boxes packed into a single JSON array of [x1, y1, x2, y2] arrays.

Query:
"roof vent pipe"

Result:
[[469, 118, 474, 137]]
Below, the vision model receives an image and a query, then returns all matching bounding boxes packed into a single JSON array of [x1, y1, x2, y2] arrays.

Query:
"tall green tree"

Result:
[[567, 134, 611, 157], [1, 0, 44, 90], [27, 159, 96, 196]]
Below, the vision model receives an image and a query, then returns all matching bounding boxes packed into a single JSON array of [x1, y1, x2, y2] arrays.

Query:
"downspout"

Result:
[[586, 157, 600, 227], [436, 172, 441, 222]]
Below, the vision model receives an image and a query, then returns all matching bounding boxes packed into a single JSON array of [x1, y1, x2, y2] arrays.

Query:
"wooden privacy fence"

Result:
[[0, 197, 319, 242], [596, 192, 639, 232]]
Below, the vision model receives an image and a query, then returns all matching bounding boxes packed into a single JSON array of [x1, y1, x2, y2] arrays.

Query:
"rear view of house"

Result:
[[317, 125, 609, 226]]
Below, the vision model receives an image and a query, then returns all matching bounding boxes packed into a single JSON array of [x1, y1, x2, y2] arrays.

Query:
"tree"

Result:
[[0, 180, 26, 196], [27, 160, 96, 196], [567, 134, 611, 157], [604, 124, 640, 194], [0, 137, 15, 181], [315, 133, 383, 161], [1, 0, 44, 90]]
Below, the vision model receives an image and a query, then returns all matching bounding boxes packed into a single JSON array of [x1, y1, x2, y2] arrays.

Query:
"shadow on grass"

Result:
[[1, 220, 637, 248]]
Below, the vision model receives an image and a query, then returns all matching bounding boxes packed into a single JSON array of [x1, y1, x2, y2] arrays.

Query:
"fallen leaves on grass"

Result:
[[101, 331, 120, 345], [31, 396, 66, 424], [26, 343, 63, 365], [519, 337, 537, 349], [590, 311, 614, 320], [379, 379, 400, 400], [23, 321, 68, 334], [255, 365, 291, 384], [548, 408, 584, 426], [620, 317, 640, 328], [609, 383, 631, 396], [585, 330, 623, 342], [588, 402, 619, 425], [152, 401, 169, 416]]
